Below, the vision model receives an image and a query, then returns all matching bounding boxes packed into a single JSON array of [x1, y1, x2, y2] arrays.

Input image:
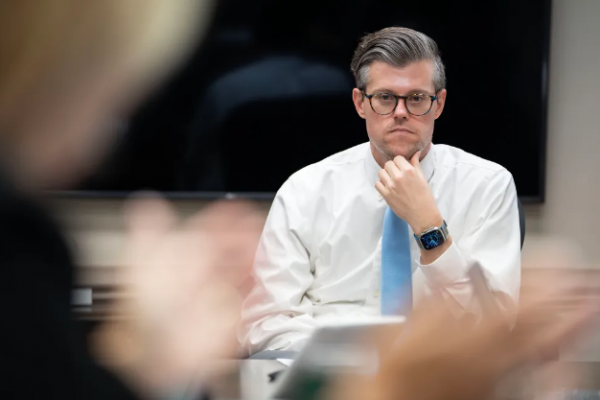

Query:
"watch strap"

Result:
[[440, 220, 448, 237]]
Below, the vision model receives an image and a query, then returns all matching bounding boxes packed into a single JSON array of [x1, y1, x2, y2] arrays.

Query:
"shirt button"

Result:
[[373, 290, 380, 298], [376, 192, 383, 200]]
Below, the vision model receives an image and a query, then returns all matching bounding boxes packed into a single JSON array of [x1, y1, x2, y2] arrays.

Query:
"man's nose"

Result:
[[393, 98, 409, 119]]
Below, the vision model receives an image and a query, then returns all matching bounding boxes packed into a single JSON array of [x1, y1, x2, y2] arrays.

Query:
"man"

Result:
[[240, 27, 521, 355]]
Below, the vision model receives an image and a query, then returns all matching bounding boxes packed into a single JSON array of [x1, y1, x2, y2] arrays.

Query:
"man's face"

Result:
[[352, 60, 447, 164]]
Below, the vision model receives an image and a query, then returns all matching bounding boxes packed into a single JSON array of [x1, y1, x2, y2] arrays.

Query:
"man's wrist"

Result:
[[410, 212, 443, 235]]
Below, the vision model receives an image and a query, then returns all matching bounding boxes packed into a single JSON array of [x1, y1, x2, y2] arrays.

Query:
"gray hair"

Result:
[[350, 27, 446, 92]]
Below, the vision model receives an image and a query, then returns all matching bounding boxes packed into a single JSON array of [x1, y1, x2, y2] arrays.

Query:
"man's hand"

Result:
[[92, 195, 264, 398], [375, 151, 441, 234], [327, 263, 600, 400]]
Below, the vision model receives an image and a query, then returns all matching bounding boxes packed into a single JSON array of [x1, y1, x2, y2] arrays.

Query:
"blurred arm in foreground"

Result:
[[0, 0, 269, 399], [329, 251, 600, 400], [93, 197, 264, 397]]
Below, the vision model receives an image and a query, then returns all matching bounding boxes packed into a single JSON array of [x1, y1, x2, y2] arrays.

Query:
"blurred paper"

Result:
[[276, 359, 294, 367], [72, 288, 93, 306]]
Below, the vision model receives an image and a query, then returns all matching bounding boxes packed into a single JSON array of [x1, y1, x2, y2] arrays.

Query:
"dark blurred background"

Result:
[[76, 0, 551, 202]]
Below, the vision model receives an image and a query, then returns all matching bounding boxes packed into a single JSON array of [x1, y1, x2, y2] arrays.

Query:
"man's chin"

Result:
[[389, 141, 431, 161], [370, 141, 425, 164], [386, 147, 418, 161]]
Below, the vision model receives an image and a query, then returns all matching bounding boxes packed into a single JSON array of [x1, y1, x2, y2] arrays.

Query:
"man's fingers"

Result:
[[393, 155, 412, 171], [410, 151, 421, 167], [375, 181, 389, 197], [515, 302, 598, 364], [191, 200, 260, 231], [125, 192, 177, 243], [182, 200, 263, 286], [384, 160, 401, 180], [410, 151, 427, 180], [378, 169, 394, 188], [398, 295, 457, 343], [485, 278, 600, 375], [124, 193, 179, 275]]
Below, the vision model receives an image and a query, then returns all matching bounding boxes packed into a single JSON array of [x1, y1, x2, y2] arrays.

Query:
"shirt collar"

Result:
[[365, 143, 436, 188], [420, 145, 436, 182]]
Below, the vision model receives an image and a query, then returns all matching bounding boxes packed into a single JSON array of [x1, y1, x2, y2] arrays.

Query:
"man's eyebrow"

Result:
[[368, 88, 436, 95]]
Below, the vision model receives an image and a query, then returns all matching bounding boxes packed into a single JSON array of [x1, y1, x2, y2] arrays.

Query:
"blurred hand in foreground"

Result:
[[332, 253, 600, 400], [92, 195, 264, 397]]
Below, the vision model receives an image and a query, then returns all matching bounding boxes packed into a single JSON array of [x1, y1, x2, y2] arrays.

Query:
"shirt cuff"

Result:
[[416, 242, 470, 288]]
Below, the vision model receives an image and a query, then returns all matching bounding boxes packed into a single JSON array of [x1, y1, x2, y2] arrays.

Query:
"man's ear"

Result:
[[352, 88, 367, 119], [434, 89, 447, 119]]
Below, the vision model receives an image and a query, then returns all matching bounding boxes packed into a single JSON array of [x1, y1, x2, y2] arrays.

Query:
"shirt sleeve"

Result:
[[416, 169, 521, 315], [239, 179, 319, 355]]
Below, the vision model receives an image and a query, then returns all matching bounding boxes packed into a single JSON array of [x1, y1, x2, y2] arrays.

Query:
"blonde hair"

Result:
[[0, 0, 212, 126]]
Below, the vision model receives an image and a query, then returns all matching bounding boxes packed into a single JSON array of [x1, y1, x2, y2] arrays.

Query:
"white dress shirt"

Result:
[[239, 142, 521, 355]]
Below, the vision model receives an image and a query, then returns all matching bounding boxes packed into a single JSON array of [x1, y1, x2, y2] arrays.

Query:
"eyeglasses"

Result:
[[363, 92, 438, 116]]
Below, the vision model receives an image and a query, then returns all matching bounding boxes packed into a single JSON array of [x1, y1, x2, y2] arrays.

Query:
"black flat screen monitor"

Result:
[[71, 0, 551, 203]]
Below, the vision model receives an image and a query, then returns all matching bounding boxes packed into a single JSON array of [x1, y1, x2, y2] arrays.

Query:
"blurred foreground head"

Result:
[[0, 0, 212, 189]]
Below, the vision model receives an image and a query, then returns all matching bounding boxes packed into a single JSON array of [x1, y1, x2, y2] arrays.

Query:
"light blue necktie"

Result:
[[381, 207, 413, 316]]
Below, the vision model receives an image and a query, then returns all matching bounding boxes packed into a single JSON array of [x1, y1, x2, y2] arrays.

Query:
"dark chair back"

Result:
[[518, 198, 525, 249], [217, 95, 365, 192]]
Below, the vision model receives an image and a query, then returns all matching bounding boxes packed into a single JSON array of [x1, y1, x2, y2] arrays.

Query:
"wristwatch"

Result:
[[414, 220, 449, 250]]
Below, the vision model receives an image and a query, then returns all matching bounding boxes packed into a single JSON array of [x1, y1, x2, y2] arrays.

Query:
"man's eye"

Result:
[[409, 95, 425, 103]]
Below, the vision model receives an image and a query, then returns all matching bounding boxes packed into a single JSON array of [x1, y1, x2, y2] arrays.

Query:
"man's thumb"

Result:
[[411, 151, 422, 167]]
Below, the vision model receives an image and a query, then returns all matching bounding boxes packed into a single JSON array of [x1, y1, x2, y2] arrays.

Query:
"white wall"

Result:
[[523, 0, 600, 265], [55, 0, 600, 270]]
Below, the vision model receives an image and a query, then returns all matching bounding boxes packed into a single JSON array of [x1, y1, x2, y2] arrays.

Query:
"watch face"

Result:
[[420, 229, 445, 250]]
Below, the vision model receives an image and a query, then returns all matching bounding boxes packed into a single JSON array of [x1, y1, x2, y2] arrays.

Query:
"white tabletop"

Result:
[[204, 360, 600, 400], [210, 360, 286, 400]]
